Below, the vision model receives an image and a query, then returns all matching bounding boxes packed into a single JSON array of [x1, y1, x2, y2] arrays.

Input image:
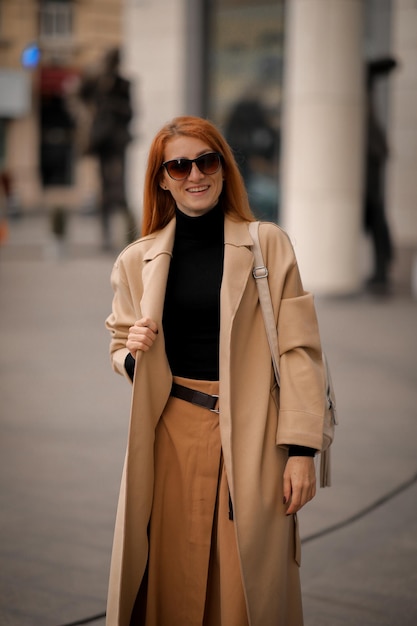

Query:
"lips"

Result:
[[187, 185, 209, 193]]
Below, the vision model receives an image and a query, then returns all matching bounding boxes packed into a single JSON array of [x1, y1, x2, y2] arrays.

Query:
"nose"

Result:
[[187, 161, 204, 181]]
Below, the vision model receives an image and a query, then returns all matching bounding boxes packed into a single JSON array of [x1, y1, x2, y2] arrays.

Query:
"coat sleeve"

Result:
[[105, 257, 138, 381], [274, 240, 325, 451]]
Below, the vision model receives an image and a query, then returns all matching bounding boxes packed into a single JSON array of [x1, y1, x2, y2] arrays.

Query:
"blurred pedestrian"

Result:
[[0, 173, 9, 245], [225, 98, 280, 222], [78, 48, 135, 250], [364, 57, 397, 294], [105, 116, 326, 625], [0, 170, 20, 220]]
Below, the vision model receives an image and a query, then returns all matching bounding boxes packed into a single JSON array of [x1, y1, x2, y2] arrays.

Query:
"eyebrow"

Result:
[[166, 150, 214, 161]]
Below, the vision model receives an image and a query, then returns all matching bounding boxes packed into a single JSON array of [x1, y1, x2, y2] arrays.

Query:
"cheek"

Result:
[[159, 174, 168, 190], [160, 173, 175, 193], [162, 181, 181, 201]]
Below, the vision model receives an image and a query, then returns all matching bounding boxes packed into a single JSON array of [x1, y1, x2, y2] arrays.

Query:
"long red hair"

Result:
[[141, 116, 255, 235]]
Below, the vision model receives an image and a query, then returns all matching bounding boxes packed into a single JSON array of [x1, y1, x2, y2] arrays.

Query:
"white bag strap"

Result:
[[249, 222, 333, 486], [248, 221, 280, 387]]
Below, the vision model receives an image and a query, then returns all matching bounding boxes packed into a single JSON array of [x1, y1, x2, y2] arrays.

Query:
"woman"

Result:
[[105, 116, 326, 626]]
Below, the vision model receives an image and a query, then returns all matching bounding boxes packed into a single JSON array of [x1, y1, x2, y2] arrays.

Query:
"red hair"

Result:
[[142, 116, 254, 235]]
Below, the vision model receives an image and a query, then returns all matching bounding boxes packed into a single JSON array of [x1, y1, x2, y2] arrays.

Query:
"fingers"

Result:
[[138, 317, 159, 335], [283, 473, 292, 510], [126, 317, 159, 357], [283, 456, 316, 515]]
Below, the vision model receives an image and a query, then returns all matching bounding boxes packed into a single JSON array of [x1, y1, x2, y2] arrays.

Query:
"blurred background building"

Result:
[[0, 0, 416, 296], [0, 0, 124, 217]]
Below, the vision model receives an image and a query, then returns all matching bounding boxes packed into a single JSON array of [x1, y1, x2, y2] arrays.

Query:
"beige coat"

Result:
[[105, 216, 326, 626]]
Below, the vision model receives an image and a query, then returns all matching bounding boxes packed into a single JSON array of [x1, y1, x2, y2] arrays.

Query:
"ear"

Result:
[[159, 181, 168, 190]]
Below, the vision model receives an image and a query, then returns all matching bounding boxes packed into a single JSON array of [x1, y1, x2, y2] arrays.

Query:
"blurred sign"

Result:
[[0, 70, 30, 117], [21, 43, 41, 68], [40, 67, 79, 96]]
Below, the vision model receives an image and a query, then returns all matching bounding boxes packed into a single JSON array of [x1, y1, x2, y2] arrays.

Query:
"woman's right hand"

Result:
[[126, 317, 159, 358]]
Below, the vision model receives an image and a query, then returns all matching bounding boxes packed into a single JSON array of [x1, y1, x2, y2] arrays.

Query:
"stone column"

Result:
[[281, 0, 364, 295], [123, 0, 189, 221], [387, 0, 417, 295]]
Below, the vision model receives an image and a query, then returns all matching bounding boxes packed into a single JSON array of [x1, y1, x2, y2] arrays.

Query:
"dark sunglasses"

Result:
[[161, 152, 222, 181]]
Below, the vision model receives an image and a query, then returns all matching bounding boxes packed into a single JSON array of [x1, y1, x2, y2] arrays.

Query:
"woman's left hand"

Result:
[[283, 456, 316, 515]]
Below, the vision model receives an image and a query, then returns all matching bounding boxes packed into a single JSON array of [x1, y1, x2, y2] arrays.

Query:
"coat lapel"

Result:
[[219, 217, 254, 499], [130, 219, 176, 427], [221, 217, 254, 335], [140, 219, 176, 324]]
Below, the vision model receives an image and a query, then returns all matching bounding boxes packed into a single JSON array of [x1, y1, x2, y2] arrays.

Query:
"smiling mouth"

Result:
[[187, 186, 209, 193]]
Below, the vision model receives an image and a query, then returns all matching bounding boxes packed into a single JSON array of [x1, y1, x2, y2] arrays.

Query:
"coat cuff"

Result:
[[276, 409, 324, 451], [111, 347, 132, 381]]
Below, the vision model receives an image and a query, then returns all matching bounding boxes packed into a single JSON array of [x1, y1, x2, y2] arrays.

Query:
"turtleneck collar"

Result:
[[175, 202, 224, 241]]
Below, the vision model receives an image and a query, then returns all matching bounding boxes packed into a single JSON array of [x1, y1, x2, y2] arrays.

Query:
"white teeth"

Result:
[[188, 186, 208, 193]]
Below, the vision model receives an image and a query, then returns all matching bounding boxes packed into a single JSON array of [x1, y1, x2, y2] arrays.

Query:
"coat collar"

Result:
[[140, 214, 255, 326], [140, 220, 175, 324], [222, 217, 255, 308], [224, 215, 254, 249], [142, 218, 176, 261], [142, 213, 254, 258]]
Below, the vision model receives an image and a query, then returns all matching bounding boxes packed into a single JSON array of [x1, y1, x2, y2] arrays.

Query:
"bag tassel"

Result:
[[320, 448, 331, 488]]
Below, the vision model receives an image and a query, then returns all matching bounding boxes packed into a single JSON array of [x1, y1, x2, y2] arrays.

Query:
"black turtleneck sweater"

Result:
[[162, 205, 224, 380]]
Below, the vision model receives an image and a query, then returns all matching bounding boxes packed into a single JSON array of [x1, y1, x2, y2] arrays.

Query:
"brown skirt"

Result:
[[131, 376, 249, 626]]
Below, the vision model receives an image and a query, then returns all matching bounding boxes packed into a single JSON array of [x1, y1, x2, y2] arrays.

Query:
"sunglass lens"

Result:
[[167, 160, 191, 180], [198, 153, 220, 174]]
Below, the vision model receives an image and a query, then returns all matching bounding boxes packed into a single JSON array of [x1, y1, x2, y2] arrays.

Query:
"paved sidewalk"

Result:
[[1, 213, 416, 625]]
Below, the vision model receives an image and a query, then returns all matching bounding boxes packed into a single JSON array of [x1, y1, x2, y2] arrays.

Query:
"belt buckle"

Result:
[[209, 394, 219, 414]]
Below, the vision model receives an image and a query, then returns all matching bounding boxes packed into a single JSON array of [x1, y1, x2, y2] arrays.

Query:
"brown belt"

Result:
[[170, 382, 219, 413]]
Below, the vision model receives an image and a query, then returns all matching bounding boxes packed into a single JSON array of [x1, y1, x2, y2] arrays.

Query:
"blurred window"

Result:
[[205, 0, 286, 223], [39, 1, 73, 40]]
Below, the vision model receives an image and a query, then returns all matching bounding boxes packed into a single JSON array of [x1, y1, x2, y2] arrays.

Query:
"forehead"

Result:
[[164, 135, 213, 161]]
